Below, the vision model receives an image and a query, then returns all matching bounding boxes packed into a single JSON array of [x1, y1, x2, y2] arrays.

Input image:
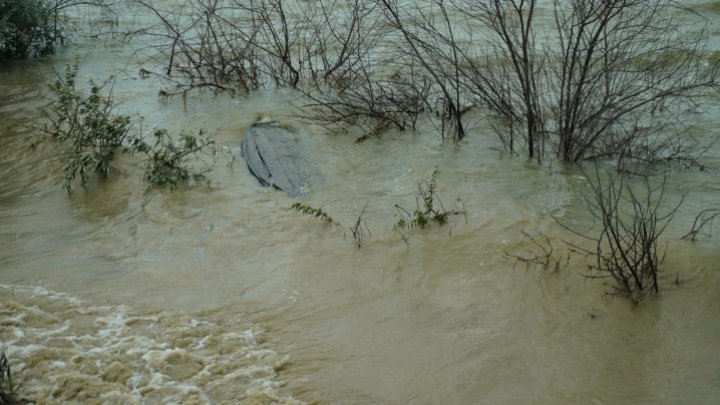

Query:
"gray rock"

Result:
[[241, 122, 312, 196]]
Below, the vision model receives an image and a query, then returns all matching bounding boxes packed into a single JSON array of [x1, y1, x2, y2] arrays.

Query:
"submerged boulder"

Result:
[[241, 122, 312, 196]]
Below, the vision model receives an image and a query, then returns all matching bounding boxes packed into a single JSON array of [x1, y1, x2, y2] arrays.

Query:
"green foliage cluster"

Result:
[[39, 64, 216, 193], [128, 129, 215, 190], [41, 64, 131, 192], [394, 168, 462, 231], [0, 0, 60, 59]]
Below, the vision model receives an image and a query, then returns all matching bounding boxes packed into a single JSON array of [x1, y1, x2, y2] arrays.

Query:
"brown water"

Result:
[[1, 1, 719, 403]]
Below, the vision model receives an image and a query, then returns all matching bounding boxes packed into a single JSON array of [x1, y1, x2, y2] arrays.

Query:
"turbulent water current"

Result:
[[1, 1, 719, 403]]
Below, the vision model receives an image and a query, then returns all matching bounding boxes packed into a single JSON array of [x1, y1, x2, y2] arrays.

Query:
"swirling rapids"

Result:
[[0, 284, 299, 404]]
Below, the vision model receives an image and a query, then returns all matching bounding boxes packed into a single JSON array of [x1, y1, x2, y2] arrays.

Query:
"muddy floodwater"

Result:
[[1, 1, 720, 403]]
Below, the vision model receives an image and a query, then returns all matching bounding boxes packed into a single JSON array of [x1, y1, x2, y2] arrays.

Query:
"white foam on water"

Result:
[[0, 284, 301, 403], [243, 329, 258, 345]]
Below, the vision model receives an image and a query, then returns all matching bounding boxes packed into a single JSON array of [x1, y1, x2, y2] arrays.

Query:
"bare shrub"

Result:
[[348, 201, 370, 247], [132, 0, 264, 94], [297, 0, 381, 84], [454, 0, 545, 156], [549, 0, 719, 163], [133, 0, 387, 95], [300, 57, 431, 142], [237, 0, 303, 87], [505, 231, 557, 270], [131, 0, 718, 156], [375, 0, 471, 141], [302, 0, 476, 141], [557, 165, 683, 302], [296, 1, 432, 141]]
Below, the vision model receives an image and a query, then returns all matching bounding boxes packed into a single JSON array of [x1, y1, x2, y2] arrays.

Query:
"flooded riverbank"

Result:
[[1, 1, 719, 403]]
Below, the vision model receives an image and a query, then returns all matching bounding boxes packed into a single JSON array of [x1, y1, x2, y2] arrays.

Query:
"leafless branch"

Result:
[[682, 208, 720, 241]]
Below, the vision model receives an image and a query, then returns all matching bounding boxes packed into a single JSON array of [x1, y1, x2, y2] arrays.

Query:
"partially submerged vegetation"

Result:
[[291, 201, 371, 248], [39, 64, 131, 192], [558, 167, 683, 302], [0, 352, 23, 405], [291, 169, 462, 247], [128, 128, 216, 190], [291, 202, 339, 226], [682, 208, 720, 241], [394, 168, 465, 243], [15, 0, 718, 303], [505, 165, 692, 302], [0, 0, 112, 60], [130, 0, 717, 301], [36, 64, 216, 192], [133, 0, 718, 159]]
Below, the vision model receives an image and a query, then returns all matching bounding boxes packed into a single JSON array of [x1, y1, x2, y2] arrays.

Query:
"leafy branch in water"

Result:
[[127, 129, 216, 190], [291, 203, 339, 226], [290, 202, 371, 247], [394, 168, 464, 243]]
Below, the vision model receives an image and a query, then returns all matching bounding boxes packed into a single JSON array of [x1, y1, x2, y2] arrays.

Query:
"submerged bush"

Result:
[[0, 0, 58, 59], [40, 64, 131, 192], [556, 166, 683, 302], [37, 64, 216, 192], [127, 129, 216, 190], [0, 0, 114, 60]]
